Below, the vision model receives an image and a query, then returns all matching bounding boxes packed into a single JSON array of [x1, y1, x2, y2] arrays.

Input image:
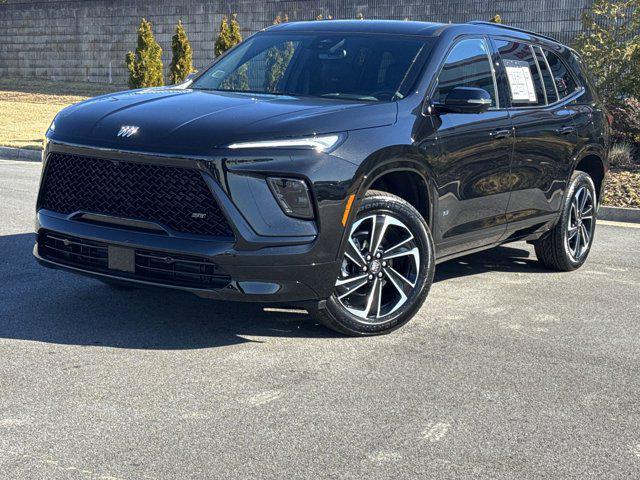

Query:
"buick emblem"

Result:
[[117, 125, 139, 138]]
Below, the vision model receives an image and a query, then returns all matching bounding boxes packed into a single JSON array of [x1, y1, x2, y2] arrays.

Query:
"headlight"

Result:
[[227, 134, 342, 152]]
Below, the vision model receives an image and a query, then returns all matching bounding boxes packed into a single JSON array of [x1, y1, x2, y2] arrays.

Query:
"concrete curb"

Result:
[[599, 206, 640, 224], [0, 146, 42, 162]]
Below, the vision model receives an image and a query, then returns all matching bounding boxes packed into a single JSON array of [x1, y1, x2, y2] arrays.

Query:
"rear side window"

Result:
[[433, 38, 498, 107], [533, 46, 558, 103], [494, 40, 545, 107], [544, 50, 580, 99]]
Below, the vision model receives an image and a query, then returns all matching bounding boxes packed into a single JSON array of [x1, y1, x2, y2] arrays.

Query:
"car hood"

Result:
[[50, 87, 397, 156]]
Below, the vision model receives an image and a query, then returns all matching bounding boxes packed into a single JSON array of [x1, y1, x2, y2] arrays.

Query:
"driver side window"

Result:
[[434, 38, 498, 108]]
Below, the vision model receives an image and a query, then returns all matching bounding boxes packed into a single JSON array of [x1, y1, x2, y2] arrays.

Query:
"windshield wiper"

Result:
[[320, 93, 378, 101]]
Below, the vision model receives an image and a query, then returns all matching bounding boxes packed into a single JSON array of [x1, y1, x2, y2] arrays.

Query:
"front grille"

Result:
[[40, 232, 109, 270], [135, 250, 230, 288], [39, 232, 231, 289], [40, 153, 234, 238]]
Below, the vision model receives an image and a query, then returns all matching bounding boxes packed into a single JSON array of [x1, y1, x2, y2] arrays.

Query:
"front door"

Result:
[[429, 37, 514, 257]]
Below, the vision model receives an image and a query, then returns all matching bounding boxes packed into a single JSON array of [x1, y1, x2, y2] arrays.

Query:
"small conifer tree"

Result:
[[125, 18, 164, 89], [169, 20, 194, 84], [216, 14, 249, 90], [264, 15, 295, 92], [214, 16, 231, 57], [229, 13, 243, 47]]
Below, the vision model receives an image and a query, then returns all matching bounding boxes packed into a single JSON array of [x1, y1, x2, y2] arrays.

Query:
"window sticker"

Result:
[[503, 59, 537, 103]]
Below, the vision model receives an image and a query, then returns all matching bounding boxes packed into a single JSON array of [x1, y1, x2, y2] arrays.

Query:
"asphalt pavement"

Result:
[[1, 158, 639, 479]]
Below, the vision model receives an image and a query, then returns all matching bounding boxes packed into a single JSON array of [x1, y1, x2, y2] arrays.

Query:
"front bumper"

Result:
[[34, 141, 360, 304]]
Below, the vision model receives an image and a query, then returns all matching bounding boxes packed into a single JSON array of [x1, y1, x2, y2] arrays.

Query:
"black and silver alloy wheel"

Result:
[[535, 170, 597, 271], [335, 214, 419, 322], [566, 185, 595, 262], [313, 190, 435, 336]]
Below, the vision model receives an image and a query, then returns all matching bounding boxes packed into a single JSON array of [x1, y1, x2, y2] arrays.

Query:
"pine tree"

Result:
[[214, 16, 231, 57], [264, 15, 295, 92], [217, 14, 248, 91], [125, 18, 164, 89], [169, 20, 194, 84], [229, 13, 242, 47]]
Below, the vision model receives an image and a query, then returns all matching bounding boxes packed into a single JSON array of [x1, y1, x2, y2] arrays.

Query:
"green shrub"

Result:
[[169, 20, 194, 84], [125, 18, 164, 89], [575, 0, 640, 157], [574, 0, 640, 105]]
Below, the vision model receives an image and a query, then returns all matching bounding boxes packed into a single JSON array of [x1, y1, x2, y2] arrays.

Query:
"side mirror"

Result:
[[438, 87, 493, 114]]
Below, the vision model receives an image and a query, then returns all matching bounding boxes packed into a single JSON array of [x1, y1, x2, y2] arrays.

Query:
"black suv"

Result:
[[35, 20, 609, 336]]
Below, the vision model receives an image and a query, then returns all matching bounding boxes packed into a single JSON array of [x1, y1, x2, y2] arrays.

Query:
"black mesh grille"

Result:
[[40, 153, 233, 238]]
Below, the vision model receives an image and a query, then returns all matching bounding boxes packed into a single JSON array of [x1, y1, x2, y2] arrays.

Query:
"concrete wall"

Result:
[[0, 0, 595, 86]]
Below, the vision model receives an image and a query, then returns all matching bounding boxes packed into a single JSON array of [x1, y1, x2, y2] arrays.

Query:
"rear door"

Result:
[[429, 36, 514, 257], [492, 39, 579, 234]]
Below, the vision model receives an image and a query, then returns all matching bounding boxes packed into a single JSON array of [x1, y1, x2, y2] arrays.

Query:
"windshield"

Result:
[[192, 32, 432, 102]]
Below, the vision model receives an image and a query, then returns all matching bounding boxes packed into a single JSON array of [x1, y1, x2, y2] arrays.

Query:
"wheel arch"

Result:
[[572, 146, 608, 204], [334, 148, 438, 264]]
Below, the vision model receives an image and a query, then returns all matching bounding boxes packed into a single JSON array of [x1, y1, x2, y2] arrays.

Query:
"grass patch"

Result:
[[0, 79, 120, 150]]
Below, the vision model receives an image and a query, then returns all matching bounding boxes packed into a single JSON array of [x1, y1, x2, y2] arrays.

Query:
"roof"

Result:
[[264, 20, 563, 47], [266, 20, 446, 37]]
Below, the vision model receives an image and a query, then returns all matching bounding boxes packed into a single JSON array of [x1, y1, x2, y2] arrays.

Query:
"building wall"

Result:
[[0, 0, 595, 86]]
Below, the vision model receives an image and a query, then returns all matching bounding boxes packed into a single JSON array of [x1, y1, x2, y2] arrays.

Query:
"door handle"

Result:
[[556, 126, 576, 135], [490, 129, 513, 140]]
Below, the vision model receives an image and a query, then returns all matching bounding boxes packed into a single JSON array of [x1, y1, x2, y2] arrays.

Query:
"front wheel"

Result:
[[313, 190, 435, 336]]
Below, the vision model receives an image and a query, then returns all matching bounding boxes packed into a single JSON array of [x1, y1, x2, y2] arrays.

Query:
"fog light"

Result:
[[267, 177, 314, 219]]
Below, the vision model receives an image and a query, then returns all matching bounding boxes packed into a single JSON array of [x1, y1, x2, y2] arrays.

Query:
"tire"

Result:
[[534, 170, 597, 271], [312, 190, 435, 336]]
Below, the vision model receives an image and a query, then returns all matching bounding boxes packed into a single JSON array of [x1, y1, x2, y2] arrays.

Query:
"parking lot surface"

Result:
[[1, 159, 639, 479]]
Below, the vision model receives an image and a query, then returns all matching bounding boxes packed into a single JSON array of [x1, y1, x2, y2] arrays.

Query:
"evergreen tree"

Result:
[[217, 14, 248, 90], [229, 13, 243, 46], [169, 20, 194, 84], [214, 16, 232, 57], [264, 15, 295, 92], [125, 18, 164, 89]]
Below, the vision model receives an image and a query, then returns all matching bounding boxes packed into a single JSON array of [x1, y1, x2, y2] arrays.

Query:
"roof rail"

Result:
[[466, 21, 561, 44]]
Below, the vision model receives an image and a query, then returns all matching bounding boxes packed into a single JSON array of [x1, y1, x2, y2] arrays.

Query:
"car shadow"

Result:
[[1, 233, 546, 350], [434, 244, 549, 282]]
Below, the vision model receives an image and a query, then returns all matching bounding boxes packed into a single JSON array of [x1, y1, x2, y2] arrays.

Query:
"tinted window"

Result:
[[193, 33, 431, 102], [544, 50, 580, 99], [434, 38, 497, 107], [533, 46, 558, 103], [494, 40, 545, 107]]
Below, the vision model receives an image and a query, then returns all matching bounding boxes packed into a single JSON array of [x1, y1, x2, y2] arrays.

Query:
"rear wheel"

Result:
[[313, 190, 435, 336], [534, 171, 597, 271]]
